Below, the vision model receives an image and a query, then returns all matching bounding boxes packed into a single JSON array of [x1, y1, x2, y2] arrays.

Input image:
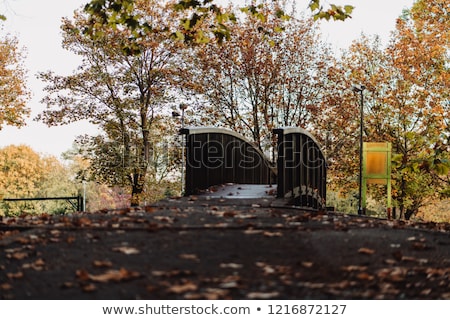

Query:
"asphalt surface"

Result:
[[1, 192, 449, 300]]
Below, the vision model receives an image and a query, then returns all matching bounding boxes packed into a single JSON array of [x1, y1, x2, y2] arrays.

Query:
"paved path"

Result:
[[1, 195, 449, 299]]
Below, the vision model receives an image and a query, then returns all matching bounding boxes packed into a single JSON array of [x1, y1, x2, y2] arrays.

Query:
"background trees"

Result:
[[0, 25, 30, 129], [38, 0, 183, 205], [318, 0, 449, 219], [184, 1, 333, 155], [0, 0, 444, 220], [0, 145, 76, 215]]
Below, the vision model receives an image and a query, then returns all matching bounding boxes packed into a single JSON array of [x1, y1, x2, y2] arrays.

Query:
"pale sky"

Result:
[[0, 0, 415, 158]]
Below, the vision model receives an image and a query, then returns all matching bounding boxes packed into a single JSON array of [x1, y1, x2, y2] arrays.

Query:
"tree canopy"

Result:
[[34, 0, 449, 219], [0, 25, 30, 129]]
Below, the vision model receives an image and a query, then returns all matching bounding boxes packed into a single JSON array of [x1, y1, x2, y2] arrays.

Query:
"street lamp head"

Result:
[[352, 84, 366, 92], [172, 111, 181, 118]]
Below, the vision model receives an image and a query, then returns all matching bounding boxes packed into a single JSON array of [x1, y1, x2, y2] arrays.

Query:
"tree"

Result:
[[385, 0, 449, 219], [0, 26, 30, 129], [83, 0, 353, 47], [184, 0, 333, 154], [37, 0, 183, 205], [0, 145, 77, 216], [320, 0, 449, 219]]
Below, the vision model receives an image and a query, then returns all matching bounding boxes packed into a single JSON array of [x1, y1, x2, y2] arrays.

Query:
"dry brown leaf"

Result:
[[10, 252, 28, 260], [219, 281, 239, 289], [7, 271, 24, 279], [112, 246, 140, 255], [383, 259, 397, 265], [356, 272, 375, 281], [301, 261, 314, 268], [220, 263, 243, 269], [376, 267, 407, 282], [263, 231, 282, 237], [401, 256, 417, 262], [341, 265, 368, 272], [247, 292, 279, 299], [223, 211, 237, 218], [179, 254, 199, 261], [76, 269, 90, 281], [66, 236, 76, 244], [358, 247, 375, 255], [167, 282, 198, 294], [93, 260, 113, 268], [243, 229, 263, 235], [77, 268, 140, 283], [151, 269, 193, 277], [61, 282, 75, 289], [420, 288, 432, 296], [0, 283, 12, 290], [81, 283, 97, 292], [256, 262, 276, 274], [441, 292, 450, 299]]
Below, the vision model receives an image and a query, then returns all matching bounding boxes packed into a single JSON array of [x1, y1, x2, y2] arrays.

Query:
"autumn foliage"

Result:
[[0, 28, 30, 129], [0, 0, 447, 220]]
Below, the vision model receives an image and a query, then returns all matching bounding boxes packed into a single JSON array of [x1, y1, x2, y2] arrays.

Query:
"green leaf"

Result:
[[344, 5, 354, 14], [309, 0, 320, 12]]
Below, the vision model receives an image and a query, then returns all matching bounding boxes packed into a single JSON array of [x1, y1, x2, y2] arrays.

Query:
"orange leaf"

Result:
[[167, 282, 198, 294], [358, 247, 375, 255]]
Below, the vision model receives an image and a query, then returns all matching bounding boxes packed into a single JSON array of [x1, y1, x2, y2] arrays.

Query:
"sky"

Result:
[[0, 0, 416, 159]]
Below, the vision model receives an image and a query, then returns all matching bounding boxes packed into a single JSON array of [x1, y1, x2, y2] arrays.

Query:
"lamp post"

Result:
[[172, 104, 187, 195], [352, 84, 366, 216]]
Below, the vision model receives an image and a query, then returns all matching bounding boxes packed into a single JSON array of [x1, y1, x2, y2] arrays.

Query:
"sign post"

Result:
[[362, 142, 392, 218]]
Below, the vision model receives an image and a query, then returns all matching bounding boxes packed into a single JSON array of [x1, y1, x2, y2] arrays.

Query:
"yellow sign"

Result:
[[362, 142, 392, 215], [363, 142, 391, 184]]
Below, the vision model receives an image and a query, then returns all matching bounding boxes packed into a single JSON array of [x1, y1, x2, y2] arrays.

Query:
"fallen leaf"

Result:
[[420, 288, 432, 296], [81, 283, 97, 292], [179, 254, 199, 261], [301, 261, 314, 268], [66, 236, 76, 244], [263, 231, 282, 237], [223, 211, 237, 218], [341, 265, 368, 272], [93, 260, 113, 268], [247, 292, 279, 299], [243, 229, 263, 235], [383, 259, 397, 265], [0, 283, 12, 290], [441, 292, 450, 299], [256, 262, 276, 274], [9, 252, 28, 260], [167, 282, 198, 294], [358, 247, 375, 255], [401, 256, 417, 262], [376, 267, 407, 282], [219, 281, 240, 289], [151, 269, 194, 277], [7, 271, 24, 279], [201, 288, 230, 300], [77, 268, 140, 283], [61, 282, 75, 289], [356, 272, 375, 281], [112, 246, 140, 255], [220, 263, 243, 269]]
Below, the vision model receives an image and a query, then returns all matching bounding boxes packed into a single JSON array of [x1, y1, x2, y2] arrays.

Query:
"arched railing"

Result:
[[274, 127, 327, 209], [180, 127, 276, 195]]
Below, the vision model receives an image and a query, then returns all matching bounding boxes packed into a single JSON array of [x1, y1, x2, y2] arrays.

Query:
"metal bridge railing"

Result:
[[180, 127, 276, 196], [274, 127, 327, 209]]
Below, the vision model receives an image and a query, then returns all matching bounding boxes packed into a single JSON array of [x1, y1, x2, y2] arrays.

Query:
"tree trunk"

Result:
[[130, 171, 144, 207]]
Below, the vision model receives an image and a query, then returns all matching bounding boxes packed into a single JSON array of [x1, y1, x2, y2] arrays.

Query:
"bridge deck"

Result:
[[197, 184, 277, 199]]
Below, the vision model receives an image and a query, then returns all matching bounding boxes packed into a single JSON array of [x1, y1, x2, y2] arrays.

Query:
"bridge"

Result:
[[180, 127, 327, 210]]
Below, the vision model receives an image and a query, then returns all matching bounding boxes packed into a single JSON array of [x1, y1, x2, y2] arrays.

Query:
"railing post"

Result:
[[274, 127, 327, 209]]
